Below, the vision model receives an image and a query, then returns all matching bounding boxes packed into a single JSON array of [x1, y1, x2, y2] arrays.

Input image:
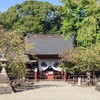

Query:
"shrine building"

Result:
[[24, 34, 74, 80]]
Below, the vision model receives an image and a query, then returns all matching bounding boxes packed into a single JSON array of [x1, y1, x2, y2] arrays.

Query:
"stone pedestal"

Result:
[[0, 67, 13, 94], [0, 83, 12, 94], [95, 82, 100, 91]]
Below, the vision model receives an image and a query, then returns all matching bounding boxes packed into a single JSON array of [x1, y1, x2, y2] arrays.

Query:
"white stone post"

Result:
[[34, 68, 38, 82], [78, 77, 81, 86]]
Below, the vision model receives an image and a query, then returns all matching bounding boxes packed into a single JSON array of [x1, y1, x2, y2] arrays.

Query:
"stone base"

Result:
[[95, 82, 100, 92], [0, 83, 13, 94]]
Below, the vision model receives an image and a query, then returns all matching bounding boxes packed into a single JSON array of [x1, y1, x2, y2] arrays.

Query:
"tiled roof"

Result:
[[25, 34, 74, 55]]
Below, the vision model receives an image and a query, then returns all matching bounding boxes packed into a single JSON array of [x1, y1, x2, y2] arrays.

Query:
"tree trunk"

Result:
[[92, 70, 96, 85], [93, 71, 95, 79]]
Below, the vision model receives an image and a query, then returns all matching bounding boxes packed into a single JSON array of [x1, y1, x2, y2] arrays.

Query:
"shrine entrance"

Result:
[[38, 59, 63, 80]]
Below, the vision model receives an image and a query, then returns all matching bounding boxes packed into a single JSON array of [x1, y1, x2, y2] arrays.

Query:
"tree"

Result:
[[61, 0, 100, 47], [0, 12, 3, 31], [61, 42, 100, 75], [43, 5, 62, 34], [0, 30, 27, 79], [2, 1, 62, 34], [61, 49, 82, 75]]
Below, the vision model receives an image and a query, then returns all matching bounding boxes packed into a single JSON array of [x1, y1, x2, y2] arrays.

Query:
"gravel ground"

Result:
[[0, 81, 100, 100]]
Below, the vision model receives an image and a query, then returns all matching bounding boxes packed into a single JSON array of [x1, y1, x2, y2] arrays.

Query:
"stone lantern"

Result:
[[86, 71, 91, 85]]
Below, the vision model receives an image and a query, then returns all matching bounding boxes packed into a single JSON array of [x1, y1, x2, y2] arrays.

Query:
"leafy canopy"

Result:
[[61, 42, 100, 73], [61, 0, 100, 47], [2, 1, 62, 34]]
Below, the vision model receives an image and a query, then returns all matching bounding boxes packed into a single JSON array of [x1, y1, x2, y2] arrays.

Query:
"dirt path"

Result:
[[0, 81, 100, 100]]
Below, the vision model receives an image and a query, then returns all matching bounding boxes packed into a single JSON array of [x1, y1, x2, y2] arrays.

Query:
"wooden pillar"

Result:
[[63, 70, 66, 81], [61, 70, 64, 81], [34, 68, 38, 82]]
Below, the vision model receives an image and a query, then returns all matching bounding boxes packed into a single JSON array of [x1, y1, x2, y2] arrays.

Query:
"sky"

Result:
[[0, 0, 62, 12]]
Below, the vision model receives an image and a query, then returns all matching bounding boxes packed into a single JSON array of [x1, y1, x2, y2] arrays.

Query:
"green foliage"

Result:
[[2, 1, 62, 34], [8, 57, 27, 79], [0, 13, 4, 30], [61, 42, 100, 73], [0, 30, 27, 79], [61, 0, 100, 47]]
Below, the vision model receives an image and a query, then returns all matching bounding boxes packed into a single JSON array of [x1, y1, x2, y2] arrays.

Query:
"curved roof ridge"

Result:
[[25, 34, 74, 55], [27, 34, 64, 38]]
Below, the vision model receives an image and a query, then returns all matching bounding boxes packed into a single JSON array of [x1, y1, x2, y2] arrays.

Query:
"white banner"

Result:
[[51, 61, 62, 71], [38, 59, 62, 71]]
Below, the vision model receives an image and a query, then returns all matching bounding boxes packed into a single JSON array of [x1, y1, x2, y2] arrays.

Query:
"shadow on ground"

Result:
[[13, 84, 63, 93], [34, 84, 63, 89]]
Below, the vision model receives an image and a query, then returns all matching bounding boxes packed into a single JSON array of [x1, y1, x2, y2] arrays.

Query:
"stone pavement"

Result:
[[0, 81, 100, 100]]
